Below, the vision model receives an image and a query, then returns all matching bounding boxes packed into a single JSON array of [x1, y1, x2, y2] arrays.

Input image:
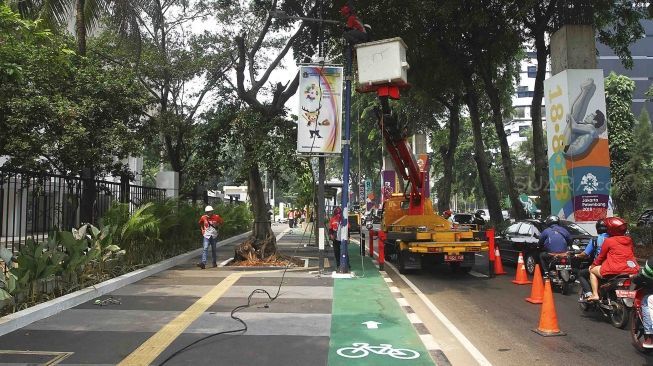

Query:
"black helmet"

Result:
[[595, 219, 607, 235], [545, 215, 560, 227]]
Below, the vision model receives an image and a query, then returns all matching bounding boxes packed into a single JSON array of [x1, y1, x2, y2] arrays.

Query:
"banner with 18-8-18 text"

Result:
[[544, 69, 612, 223]]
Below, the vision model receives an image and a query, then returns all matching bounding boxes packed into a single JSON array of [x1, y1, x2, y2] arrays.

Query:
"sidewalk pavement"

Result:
[[0, 224, 436, 366]]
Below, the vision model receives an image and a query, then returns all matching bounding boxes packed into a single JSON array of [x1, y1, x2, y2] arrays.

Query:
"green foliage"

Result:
[[620, 109, 653, 217], [605, 72, 637, 215], [0, 5, 149, 174]]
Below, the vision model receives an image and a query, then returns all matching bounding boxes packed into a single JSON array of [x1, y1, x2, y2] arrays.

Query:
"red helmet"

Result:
[[604, 217, 628, 236], [340, 5, 351, 16], [333, 207, 342, 215]]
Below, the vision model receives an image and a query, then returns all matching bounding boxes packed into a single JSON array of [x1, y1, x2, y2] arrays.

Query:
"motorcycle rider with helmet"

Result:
[[576, 219, 609, 301], [631, 256, 653, 348], [588, 217, 639, 301], [538, 215, 572, 277]]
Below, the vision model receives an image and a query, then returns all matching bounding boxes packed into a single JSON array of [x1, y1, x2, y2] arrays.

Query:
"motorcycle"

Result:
[[578, 274, 633, 329], [546, 251, 578, 295], [545, 245, 587, 295], [629, 282, 652, 353]]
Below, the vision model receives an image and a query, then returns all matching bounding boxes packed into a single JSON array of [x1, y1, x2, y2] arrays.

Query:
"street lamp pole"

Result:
[[338, 0, 355, 274]]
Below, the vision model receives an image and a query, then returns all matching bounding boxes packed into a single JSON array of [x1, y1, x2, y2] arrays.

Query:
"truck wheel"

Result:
[[398, 250, 409, 274]]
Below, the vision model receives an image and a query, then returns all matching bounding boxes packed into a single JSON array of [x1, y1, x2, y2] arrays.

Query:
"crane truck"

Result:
[[355, 37, 488, 274], [372, 94, 489, 274]]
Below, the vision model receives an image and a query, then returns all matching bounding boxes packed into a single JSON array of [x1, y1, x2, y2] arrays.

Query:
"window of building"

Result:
[[519, 125, 531, 137], [526, 51, 537, 59], [527, 66, 537, 78], [513, 106, 526, 119], [517, 86, 532, 98]]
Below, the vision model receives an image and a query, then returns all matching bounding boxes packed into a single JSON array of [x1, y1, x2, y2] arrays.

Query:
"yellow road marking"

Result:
[[118, 273, 242, 366]]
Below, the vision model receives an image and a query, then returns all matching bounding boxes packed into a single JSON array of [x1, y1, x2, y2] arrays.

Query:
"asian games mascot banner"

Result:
[[296, 65, 343, 154], [544, 69, 613, 222]]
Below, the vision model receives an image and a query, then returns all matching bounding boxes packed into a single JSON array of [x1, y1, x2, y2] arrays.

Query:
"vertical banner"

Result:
[[544, 70, 612, 222], [364, 179, 374, 211], [382, 170, 396, 202], [297, 65, 343, 154], [417, 154, 430, 198]]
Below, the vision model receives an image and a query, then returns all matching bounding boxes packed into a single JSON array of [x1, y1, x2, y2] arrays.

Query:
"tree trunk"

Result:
[[531, 31, 551, 216], [484, 83, 527, 220], [75, 0, 86, 56], [437, 99, 461, 212], [463, 77, 503, 225]]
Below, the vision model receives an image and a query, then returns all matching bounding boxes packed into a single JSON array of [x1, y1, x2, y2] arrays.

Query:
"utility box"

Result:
[[355, 37, 409, 86]]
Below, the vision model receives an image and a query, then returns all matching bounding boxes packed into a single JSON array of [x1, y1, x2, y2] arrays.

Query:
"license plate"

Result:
[[555, 265, 571, 270], [445, 255, 464, 262], [616, 290, 636, 298]]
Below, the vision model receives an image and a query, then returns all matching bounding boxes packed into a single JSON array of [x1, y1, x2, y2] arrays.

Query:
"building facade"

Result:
[[596, 19, 653, 118]]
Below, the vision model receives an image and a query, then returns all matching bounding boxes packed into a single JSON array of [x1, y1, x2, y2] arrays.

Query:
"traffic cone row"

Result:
[[511, 252, 532, 285]]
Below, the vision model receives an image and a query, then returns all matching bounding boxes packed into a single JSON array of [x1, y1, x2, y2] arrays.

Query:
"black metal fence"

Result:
[[0, 169, 165, 254]]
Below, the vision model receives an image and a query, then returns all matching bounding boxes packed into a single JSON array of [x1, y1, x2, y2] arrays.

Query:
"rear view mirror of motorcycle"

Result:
[[571, 244, 580, 251]]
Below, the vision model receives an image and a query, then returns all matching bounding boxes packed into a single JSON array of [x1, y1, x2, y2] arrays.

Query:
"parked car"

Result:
[[452, 213, 474, 225], [495, 219, 593, 275], [636, 208, 653, 227]]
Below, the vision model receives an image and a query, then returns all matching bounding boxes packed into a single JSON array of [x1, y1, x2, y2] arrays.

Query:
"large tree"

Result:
[[0, 5, 148, 176], [217, 0, 319, 258]]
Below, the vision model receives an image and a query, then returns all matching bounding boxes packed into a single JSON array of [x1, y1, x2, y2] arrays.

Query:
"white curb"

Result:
[[0, 231, 251, 337]]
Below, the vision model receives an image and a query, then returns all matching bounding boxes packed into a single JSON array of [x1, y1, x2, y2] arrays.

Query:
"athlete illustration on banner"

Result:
[[563, 78, 608, 159]]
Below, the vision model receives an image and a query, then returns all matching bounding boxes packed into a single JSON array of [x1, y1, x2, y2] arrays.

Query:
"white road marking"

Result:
[[475, 254, 484, 257], [397, 297, 410, 307], [304, 258, 309, 267], [389, 286, 401, 293], [384, 260, 493, 366], [384, 277, 393, 283], [218, 258, 233, 267], [362, 320, 382, 329], [419, 334, 442, 350], [469, 271, 489, 278], [406, 313, 422, 324]]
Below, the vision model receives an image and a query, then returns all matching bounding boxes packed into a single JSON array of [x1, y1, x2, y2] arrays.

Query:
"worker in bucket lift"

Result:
[[340, 5, 370, 45]]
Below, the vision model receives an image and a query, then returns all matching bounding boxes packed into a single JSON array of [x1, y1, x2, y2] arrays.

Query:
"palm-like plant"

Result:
[[7, 0, 147, 55]]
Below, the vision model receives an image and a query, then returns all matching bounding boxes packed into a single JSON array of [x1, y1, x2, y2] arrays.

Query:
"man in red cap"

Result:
[[340, 5, 369, 45]]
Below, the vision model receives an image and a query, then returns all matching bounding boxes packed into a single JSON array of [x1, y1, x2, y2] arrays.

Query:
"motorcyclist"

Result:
[[588, 217, 639, 301], [632, 256, 653, 348], [538, 215, 571, 276], [472, 210, 486, 227], [576, 219, 609, 301]]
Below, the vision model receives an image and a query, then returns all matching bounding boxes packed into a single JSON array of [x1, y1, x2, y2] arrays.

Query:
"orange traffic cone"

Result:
[[493, 247, 506, 275], [525, 264, 544, 304], [532, 278, 566, 337], [512, 252, 532, 285]]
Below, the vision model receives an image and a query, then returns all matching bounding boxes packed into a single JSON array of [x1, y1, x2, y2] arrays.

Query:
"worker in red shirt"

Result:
[[340, 5, 369, 45], [198, 205, 224, 269], [329, 207, 343, 268]]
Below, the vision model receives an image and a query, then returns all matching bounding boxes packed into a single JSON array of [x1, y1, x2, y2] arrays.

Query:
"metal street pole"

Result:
[[318, 157, 325, 273], [338, 42, 353, 273]]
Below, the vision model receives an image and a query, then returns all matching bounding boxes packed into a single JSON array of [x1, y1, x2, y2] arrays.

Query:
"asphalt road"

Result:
[[389, 253, 653, 366]]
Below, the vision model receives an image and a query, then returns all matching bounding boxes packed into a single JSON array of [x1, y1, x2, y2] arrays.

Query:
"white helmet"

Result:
[[205, 205, 214, 212]]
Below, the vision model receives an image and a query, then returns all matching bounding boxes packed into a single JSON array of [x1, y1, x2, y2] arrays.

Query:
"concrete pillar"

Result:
[[155, 171, 179, 199], [550, 25, 597, 75]]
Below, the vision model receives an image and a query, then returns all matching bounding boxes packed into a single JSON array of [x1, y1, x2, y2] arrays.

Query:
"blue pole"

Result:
[[338, 43, 353, 273]]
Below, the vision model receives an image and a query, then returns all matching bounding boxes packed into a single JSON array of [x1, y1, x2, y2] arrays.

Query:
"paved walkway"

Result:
[[0, 224, 436, 366]]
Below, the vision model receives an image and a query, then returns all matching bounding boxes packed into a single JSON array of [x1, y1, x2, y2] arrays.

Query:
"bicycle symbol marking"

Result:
[[336, 343, 420, 359]]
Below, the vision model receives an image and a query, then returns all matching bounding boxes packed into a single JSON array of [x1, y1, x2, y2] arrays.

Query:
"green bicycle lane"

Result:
[[328, 245, 436, 366]]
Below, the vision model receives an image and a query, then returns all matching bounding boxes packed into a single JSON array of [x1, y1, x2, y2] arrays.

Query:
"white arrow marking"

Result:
[[362, 321, 381, 329]]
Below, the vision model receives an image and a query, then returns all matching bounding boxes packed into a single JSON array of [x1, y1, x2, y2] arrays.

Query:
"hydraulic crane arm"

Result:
[[375, 96, 424, 213]]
